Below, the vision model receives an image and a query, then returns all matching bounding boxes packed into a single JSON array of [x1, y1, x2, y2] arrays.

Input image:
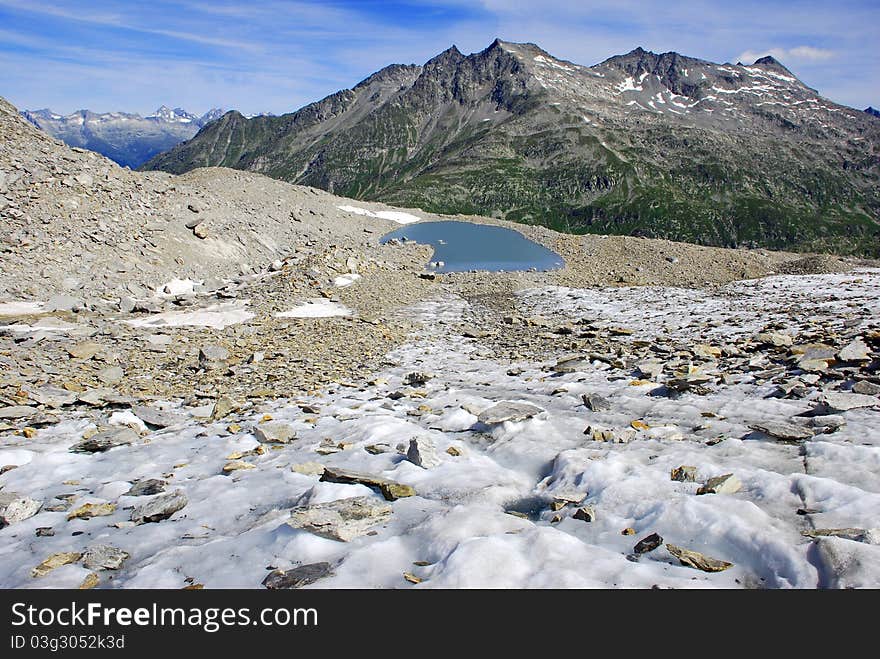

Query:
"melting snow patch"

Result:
[[338, 205, 420, 225], [334, 274, 362, 288], [0, 301, 44, 316], [276, 299, 352, 318], [124, 303, 254, 329]]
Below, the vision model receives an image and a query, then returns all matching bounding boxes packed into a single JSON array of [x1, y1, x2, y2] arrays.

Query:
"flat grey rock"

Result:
[[820, 392, 878, 413], [287, 496, 392, 542], [130, 490, 188, 524], [0, 405, 37, 419], [132, 405, 186, 428], [82, 544, 130, 570], [70, 427, 138, 453], [0, 493, 42, 525], [125, 479, 166, 496], [748, 421, 814, 441], [478, 401, 543, 424], [262, 562, 333, 589]]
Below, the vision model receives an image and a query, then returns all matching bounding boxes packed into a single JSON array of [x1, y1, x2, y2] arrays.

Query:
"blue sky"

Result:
[[0, 0, 876, 116]]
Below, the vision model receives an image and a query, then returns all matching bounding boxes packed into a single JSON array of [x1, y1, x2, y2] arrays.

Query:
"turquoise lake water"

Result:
[[379, 221, 565, 273]]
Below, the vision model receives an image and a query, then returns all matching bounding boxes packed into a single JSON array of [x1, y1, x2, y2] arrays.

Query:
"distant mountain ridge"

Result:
[[143, 39, 880, 256], [21, 105, 224, 168]]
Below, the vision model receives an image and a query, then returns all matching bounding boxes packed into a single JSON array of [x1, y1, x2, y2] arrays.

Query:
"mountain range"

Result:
[[21, 105, 224, 168], [142, 39, 880, 257]]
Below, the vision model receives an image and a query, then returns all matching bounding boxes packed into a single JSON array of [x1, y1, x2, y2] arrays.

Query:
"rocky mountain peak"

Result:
[[864, 106, 880, 118], [749, 54, 799, 79]]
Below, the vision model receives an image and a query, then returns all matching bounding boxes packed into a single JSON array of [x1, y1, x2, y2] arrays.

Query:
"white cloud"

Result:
[[737, 45, 835, 65]]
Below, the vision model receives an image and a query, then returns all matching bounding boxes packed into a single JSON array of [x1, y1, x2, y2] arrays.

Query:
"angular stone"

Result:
[[287, 496, 392, 542], [193, 223, 209, 239], [692, 345, 722, 359], [0, 493, 42, 525], [130, 490, 188, 524], [802, 528, 880, 544], [210, 396, 238, 420], [838, 340, 871, 362], [666, 544, 733, 572], [852, 381, 880, 396], [819, 392, 878, 413], [125, 479, 166, 496], [320, 466, 416, 501], [253, 421, 296, 444], [132, 405, 185, 428], [478, 401, 542, 425], [636, 360, 664, 379], [32, 552, 82, 578], [98, 366, 124, 385], [406, 437, 440, 468], [403, 372, 432, 386], [756, 332, 793, 347], [198, 345, 229, 370], [697, 473, 742, 495], [67, 341, 102, 359], [262, 562, 333, 589], [81, 545, 130, 570], [573, 506, 596, 522], [0, 405, 37, 419], [79, 573, 100, 589], [634, 532, 664, 554], [554, 356, 591, 374], [223, 460, 256, 473], [748, 421, 813, 441], [70, 427, 138, 453], [671, 465, 698, 482], [291, 462, 325, 476], [67, 502, 116, 520], [581, 393, 610, 412]]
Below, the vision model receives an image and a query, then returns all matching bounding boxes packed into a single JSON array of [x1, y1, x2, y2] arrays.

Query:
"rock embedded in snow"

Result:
[[406, 437, 440, 468], [478, 401, 543, 425], [634, 533, 664, 555], [572, 506, 596, 522], [291, 462, 325, 476], [67, 502, 116, 520], [32, 552, 82, 578], [0, 493, 42, 525], [210, 396, 238, 420], [287, 496, 392, 542], [697, 473, 742, 495], [132, 405, 185, 428], [748, 421, 813, 441], [666, 544, 733, 572], [70, 427, 138, 453], [320, 466, 416, 501], [636, 360, 664, 379], [81, 545, 130, 571], [818, 392, 878, 413], [223, 460, 255, 473], [253, 421, 296, 444], [692, 344, 722, 359], [803, 528, 880, 544], [262, 562, 334, 589], [581, 393, 611, 412], [403, 371, 432, 386], [130, 490, 188, 524], [670, 465, 698, 482], [125, 479, 166, 496]]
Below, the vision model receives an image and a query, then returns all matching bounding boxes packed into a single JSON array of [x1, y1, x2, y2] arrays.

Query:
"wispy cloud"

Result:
[[738, 46, 836, 64], [0, 0, 876, 114]]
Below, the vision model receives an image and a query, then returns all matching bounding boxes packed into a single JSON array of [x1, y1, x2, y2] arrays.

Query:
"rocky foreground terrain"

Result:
[[1, 95, 879, 588]]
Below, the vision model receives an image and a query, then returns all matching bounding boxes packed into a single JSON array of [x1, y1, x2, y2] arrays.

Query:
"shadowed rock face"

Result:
[[144, 39, 880, 257]]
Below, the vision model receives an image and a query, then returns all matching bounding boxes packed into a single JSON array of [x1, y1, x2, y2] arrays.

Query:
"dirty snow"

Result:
[[124, 302, 254, 329], [275, 299, 352, 318], [2, 270, 879, 589]]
